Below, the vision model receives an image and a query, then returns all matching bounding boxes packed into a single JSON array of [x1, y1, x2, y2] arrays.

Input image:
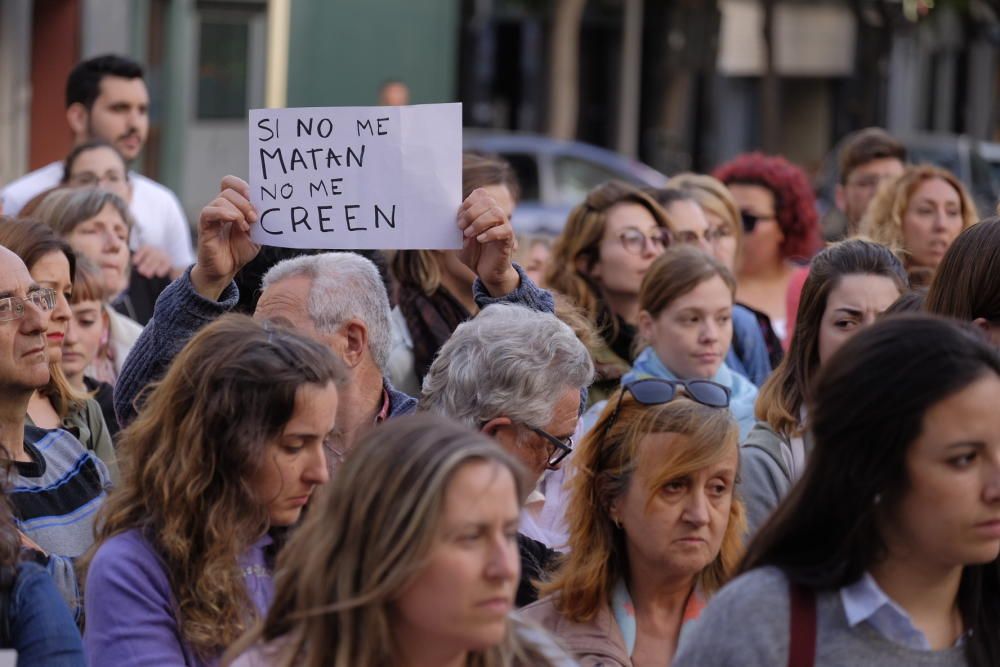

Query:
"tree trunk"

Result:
[[547, 0, 587, 140], [760, 0, 781, 152]]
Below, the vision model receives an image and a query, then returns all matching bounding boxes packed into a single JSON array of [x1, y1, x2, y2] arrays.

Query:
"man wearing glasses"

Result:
[[0, 247, 112, 615], [420, 303, 595, 607]]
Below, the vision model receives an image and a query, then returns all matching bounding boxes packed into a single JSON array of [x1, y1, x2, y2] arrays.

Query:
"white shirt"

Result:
[[1, 161, 194, 269]]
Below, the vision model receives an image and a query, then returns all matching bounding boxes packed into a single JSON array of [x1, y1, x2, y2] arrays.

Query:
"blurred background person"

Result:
[[742, 240, 907, 535], [32, 188, 143, 384], [713, 153, 823, 365], [377, 78, 410, 106], [674, 315, 1000, 667], [925, 218, 1000, 346], [862, 164, 978, 287], [225, 414, 576, 667], [829, 127, 907, 241], [546, 181, 673, 404], [60, 139, 172, 325], [515, 234, 552, 287], [524, 382, 744, 666], [85, 315, 342, 667], [391, 152, 521, 384]]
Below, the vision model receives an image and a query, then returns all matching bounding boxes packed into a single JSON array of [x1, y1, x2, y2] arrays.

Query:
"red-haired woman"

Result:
[[713, 153, 822, 365]]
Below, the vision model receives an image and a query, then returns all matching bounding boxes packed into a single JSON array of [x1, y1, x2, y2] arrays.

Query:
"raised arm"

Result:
[[114, 176, 261, 427]]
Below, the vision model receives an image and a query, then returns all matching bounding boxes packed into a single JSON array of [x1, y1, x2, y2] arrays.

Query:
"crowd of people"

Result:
[[0, 53, 997, 667]]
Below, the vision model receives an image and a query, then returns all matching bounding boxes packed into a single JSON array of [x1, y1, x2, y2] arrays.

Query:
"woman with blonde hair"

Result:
[[225, 413, 575, 667], [860, 164, 978, 287], [665, 174, 771, 386], [84, 314, 343, 666], [523, 382, 743, 666], [392, 153, 521, 384], [545, 181, 673, 403]]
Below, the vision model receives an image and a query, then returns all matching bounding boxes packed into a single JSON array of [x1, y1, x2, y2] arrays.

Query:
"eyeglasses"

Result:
[[601, 378, 731, 442], [618, 227, 672, 255], [741, 210, 776, 234], [0, 289, 57, 323], [706, 226, 733, 242], [529, 426, 574, 469], [68, 171, 126, 188]]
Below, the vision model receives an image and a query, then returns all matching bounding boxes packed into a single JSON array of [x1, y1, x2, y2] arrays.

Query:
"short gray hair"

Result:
[[261, 252, 392, 372], [419, 304, 594, 429]]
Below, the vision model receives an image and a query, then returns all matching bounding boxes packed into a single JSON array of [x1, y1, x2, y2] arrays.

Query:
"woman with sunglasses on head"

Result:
[[546, 181, 673, 405], [740, 239, 906, 536], [522, 378, 744, 666], [674, 315, 1000, 667], [84, 315, 342, 667], [925, 218, 1000, 346], [713, 153, 823, 366], [225, 413, 576, 667], [603, 245, 759, 440]]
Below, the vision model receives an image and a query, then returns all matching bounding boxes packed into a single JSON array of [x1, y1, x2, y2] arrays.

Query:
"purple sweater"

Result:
[[84, 528, 274, 667]]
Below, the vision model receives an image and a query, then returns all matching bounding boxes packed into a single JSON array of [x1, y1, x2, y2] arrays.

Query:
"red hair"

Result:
[[713, 152, 822, 261]]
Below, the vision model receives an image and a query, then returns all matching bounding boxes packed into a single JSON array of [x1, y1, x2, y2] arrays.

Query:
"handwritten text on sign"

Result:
[[248, 103, 462, 250]]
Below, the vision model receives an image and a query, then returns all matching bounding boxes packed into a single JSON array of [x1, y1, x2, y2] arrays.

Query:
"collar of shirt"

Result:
[[840, 571, 966, 650], [374, 388, 392, 424]]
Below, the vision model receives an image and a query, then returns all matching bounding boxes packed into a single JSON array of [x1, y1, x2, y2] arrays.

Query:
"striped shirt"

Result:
[[9, 425, 112, 614]]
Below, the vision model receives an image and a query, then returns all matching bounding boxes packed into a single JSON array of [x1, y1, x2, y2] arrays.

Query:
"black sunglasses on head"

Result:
[[601, 378, 731, 441], [741, 210, 776, 234]]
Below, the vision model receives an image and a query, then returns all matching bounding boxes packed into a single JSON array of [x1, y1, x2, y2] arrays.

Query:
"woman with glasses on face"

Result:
[[649, 182, 772, 387], [674, 315, 1000, 667], [713, 154, 823, 367], [547, 181, 674, 405], [522, 379, 745, 666]]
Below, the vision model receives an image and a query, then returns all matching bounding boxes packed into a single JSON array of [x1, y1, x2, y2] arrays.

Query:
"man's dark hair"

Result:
[[837, 127, 907, 185], [65, 54, 145, 110]]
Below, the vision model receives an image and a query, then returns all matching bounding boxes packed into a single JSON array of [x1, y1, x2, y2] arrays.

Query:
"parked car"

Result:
[[815, 132, 999, 239], [464, 131, 669, 234]]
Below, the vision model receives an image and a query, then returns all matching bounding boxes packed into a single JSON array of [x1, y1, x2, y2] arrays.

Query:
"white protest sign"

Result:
[[248, 103, 462, 250]]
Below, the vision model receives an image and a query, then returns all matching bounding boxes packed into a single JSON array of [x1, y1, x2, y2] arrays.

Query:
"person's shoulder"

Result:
[[90, 529, 161, 576], [1, 163, 62, 203], [130, 173, 180, 201], [712, 567, 790, 607]]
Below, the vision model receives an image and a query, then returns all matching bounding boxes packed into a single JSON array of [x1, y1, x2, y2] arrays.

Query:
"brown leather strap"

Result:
[[787, 582, 817, 667]]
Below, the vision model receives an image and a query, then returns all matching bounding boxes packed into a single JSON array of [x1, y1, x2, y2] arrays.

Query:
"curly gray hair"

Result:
[[261, 252, 392, 372], [419, 304, 594, 429]]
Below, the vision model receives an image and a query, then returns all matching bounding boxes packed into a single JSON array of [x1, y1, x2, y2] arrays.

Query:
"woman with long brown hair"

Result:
[[741, 239, 907, 534], [84, 314, 343, 666], [225, 413, 575, 667], [545, 181, 673, 404], [523, 383, 744, 666]]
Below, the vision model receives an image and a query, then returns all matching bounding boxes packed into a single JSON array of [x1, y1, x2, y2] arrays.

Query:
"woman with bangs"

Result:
[[523, 381, 745, 666], [546, 181, 674, 405], [84, 315, 343, 666]]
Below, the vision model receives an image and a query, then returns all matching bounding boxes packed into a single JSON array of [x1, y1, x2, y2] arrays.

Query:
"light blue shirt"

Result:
[[840, 572, 966, 651]]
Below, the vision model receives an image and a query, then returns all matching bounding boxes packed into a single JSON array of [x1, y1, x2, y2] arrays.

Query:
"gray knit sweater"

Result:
[[672, 567, 968, 667]]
